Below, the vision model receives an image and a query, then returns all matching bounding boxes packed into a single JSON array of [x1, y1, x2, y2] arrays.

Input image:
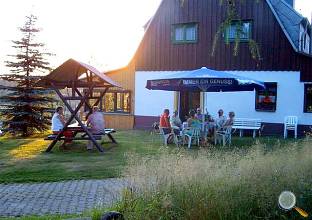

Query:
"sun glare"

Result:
[[0, 0, 311, 73], [9, 139, 48, 159], [0, 0, 162, 73]]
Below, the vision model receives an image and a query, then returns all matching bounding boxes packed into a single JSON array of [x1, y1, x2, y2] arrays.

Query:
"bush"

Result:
[[113, 139, 312, 220]]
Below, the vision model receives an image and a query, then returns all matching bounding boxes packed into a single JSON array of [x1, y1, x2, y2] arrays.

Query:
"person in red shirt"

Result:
[[159, 109, 171, 135]]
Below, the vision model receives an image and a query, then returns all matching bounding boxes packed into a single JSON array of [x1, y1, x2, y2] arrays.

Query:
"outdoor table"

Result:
[[67, 122, 117, 144], [37, 59, 121, 153]]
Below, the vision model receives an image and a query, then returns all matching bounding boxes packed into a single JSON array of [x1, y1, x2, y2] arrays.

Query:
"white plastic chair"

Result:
[[284, 116, 298, 139], [215, 126, 232, 146], [159, 127, 179, 147], [183, 127, 201, 149]]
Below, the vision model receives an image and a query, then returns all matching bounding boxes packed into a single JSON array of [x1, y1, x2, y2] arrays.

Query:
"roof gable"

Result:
[[267, 0, 308, 52]]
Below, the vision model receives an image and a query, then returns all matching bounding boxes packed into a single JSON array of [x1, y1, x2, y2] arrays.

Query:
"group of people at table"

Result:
[[51, 106, 105, 150], [159, 108, 235, 143]]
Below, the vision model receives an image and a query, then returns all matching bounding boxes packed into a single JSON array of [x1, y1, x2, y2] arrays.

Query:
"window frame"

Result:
[[86, 90, 131, 114], [304, 84, 312, 113], [255, 82, 278, 112], [225, 20, 252, 43], [171, 22, 198, 44], [103, 90, 131, 114]]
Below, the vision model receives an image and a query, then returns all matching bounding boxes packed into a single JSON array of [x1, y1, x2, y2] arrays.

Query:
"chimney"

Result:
[[284, 0, 294, 7]]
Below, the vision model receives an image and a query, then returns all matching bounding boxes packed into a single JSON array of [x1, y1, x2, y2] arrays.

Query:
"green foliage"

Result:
[[212, 0, 262, 61], [180, 0, 262, 61], [0, 14, 56, 136]]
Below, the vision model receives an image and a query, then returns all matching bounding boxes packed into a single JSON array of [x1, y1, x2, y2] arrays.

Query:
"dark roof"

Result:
[[267, 0, 310, 52], [37, 59, 121, 88]]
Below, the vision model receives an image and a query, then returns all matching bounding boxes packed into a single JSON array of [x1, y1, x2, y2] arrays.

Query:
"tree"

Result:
[[0, 14, 55, 136]]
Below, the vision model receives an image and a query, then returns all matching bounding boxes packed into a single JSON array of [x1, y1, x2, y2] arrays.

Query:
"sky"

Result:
[[0, 0, 311, 74]]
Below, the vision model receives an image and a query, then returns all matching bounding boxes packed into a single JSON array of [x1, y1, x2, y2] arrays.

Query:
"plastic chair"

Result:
[[284, 116, 298, 139], [215, 126, 232, 146], [159, 127, 178, 147], [184, 127, 201, 149]]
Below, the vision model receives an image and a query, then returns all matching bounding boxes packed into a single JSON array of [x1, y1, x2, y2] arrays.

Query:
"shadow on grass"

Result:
[[0, 130, 305, 184]]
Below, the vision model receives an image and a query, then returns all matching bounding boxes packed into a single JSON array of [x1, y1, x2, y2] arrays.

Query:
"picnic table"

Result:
[[45, 122, 117, 143], [36, 59, 122, 153]]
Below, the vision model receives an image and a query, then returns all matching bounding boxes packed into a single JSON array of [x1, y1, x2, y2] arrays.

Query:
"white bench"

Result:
[[232, 118, 262, 138]]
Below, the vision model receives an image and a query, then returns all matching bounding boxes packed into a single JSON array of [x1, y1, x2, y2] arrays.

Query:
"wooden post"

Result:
[[46, 83, 105, 153], [46, 86, 90, 152]]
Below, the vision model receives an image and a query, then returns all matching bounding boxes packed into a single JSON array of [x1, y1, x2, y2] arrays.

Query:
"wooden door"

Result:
[[179, 91, 200, 121]]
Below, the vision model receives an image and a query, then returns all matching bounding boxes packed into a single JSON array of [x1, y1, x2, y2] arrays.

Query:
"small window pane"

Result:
[[116, 93, 123, 111], [304, 85, 312, 113], [226, 20, 251, 42], [175, 27, 184, 41], [241, 22, 250, 39], [185, 26, 196, 41], [255, 83, 277, 112], [228, 25, 236, 39], [173, 23, 197, 43], [87, 92, 101, 111], [124, 93, 130, 112], [104, 93, 115, 112]]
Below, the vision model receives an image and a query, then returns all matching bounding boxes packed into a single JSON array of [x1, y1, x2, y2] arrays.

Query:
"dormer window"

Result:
[[172, 23, 198, 44], [225, 20, 252, 42], [299, 24, 311, 54]]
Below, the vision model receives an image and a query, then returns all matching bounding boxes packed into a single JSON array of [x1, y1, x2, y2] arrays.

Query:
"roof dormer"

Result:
[[299, 20, 311, 54]]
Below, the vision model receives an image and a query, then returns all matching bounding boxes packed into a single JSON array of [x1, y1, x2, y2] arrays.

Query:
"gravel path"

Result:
[[0, 179, 127, 217]]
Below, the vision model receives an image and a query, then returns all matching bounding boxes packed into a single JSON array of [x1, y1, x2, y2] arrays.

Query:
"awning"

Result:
[[146, 67, 265, 92]]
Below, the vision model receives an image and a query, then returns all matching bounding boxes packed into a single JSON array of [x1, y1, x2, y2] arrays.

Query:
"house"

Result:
[[101, 0, 312, 136]]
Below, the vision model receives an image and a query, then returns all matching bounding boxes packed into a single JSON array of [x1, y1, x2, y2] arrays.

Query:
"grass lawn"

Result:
[[0, 130, 303, 183]]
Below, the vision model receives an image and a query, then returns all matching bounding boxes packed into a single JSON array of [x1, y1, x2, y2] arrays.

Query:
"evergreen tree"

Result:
[[0, 14, 55, 136]]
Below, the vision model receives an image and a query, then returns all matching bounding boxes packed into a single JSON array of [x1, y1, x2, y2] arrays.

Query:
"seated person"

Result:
[[195, 108, 204, 121], [51, 106, 73, 148], [205, 114, 215, 135], [159, 109, 172, 135], [215, 109, 227, 128], [170, 110, 182, 130], [221, 111, 235, 129], [87, 106, 105, 151], [183, 110, 201, 136]]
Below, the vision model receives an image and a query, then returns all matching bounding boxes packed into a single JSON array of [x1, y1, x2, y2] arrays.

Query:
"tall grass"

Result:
[[114, 138, 312, 220]]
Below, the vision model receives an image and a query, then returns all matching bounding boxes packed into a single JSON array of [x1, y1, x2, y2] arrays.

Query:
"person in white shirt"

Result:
[[86, 106, 105, 150], [215, 109, 227, 129], [51, 106, 73, 148], [170, 110, 182, 129]]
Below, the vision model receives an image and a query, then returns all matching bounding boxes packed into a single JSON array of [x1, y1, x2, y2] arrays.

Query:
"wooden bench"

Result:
[[232, 118, 262, 138], [45, 129, 117, 143], [45, 135, 102, 141]]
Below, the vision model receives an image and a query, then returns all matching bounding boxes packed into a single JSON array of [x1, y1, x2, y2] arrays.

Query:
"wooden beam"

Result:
[[46, 83, 104, 153], [46, 85, 90, 152], [86, 87, 108, 118]]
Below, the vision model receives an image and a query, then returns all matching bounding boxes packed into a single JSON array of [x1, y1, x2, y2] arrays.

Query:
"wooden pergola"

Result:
[[37, 59, 121, 153]]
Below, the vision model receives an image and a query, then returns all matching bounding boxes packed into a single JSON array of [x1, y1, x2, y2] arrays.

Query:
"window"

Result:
[[299, 24, 311, 54], [255, 82, 277, 112], [88, 90, 131, 114], [172, 23, 198, 43], [103, 91, 131, 113], [304, 84, 312, 113], [225, 20, 252, 42]]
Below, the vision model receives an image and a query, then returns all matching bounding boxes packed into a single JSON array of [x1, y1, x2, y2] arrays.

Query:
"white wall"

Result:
[[135, 71, 311, 125], [135, 71, 178, 116], [205, 71, 312, 125]]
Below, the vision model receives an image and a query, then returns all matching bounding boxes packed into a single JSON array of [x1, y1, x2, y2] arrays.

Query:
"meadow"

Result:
[[0, 131, 311, 220]]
